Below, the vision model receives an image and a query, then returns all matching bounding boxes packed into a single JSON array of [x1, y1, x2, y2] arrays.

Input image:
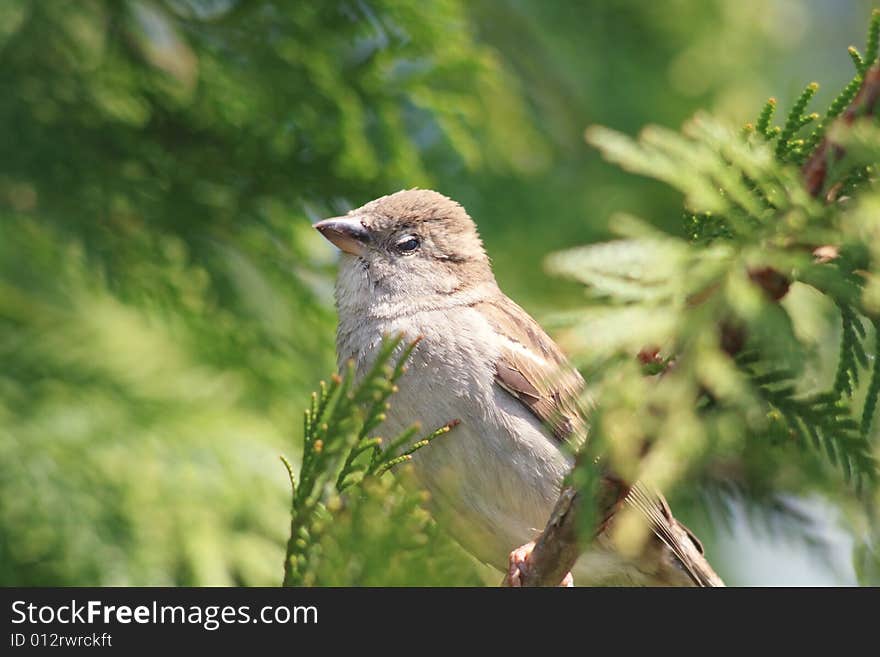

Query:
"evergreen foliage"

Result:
[[281, 336, 477, 586], [0, 0, 529, 586], [546, 10, 880, 580]]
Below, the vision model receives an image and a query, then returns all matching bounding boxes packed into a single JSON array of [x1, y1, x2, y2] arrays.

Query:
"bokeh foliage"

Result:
[[549, 12, 880, 582], [0, 0, 532, 586], [1, 0, 875, 585]]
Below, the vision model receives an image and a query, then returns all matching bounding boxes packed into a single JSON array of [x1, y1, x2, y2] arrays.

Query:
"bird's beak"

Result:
[[313, 216, 370, 257]]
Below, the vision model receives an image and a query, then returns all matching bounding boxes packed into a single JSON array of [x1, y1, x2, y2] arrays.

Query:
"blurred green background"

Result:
[[0, 0, 874, 585]]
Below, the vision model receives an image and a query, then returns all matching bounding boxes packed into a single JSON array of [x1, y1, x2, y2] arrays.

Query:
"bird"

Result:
[[314, 188, 724, 586]]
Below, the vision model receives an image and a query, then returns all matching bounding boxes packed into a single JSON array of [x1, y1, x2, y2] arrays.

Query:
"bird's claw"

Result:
[[502, 541, 573, 587]]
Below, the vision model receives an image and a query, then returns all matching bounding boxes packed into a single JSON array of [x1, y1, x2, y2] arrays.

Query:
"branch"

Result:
[[517, 487, 583, 587]]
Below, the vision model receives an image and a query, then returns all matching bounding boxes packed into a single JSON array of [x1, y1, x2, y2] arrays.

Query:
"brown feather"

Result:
[[472, 297, 587, 443]]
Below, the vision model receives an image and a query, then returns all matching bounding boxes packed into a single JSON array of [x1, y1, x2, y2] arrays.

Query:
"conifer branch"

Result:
[[282, 334, 456, 586], [520, 12, 880, 586], [834, 304, 868, 398], [861, 321, 880, 438], [756, 97, 777, 138], [849, 46, 866, 74], [776, 82, 818, 160], [863, 9, 880, 75]]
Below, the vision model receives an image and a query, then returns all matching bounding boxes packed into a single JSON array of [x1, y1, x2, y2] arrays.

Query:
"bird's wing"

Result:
[[473, 297, 587, 445], [474, 296, 723, 587]]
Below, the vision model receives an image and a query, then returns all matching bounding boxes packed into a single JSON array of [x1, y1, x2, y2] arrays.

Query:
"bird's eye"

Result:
[[395, 235, 420, 254]]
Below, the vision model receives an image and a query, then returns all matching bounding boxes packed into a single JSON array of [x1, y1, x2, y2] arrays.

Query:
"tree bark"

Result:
[[517, 486, 583, 587]]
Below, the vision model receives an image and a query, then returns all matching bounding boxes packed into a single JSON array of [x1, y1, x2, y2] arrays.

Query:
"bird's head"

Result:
[[314, 189, 494, 302]]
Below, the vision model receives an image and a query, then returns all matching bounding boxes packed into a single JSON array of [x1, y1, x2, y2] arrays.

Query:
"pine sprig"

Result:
[[803, 9, 878, 155], [750, 372, 876, 486], [797, 112, 820, 130], [776, 82, 819, 160], [756, 97, 777, 138], [282, 334, 456, 586], [803, 76, 863, 156], [863, 9, 880, 74], [861, 320, 880, 438], [374, 420, 460, 477], [849, 46, 866, 74], [834, 304, 869, 398]]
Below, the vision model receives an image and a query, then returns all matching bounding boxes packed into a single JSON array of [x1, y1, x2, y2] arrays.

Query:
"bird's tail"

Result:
[[625, 482, 725, 587]]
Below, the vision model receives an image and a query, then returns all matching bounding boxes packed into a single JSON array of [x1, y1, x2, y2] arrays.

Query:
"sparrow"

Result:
[[314, 189, 723, 586]]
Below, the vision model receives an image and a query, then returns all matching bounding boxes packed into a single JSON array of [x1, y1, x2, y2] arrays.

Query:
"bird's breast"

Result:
[[338, 305, 571, 567]]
